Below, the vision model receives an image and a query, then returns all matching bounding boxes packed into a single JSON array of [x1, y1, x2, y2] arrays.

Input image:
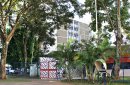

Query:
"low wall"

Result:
[[107, 69, 130, 76]]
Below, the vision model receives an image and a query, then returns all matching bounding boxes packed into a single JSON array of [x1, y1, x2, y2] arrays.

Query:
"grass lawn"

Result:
[[0, 78, 30, 82], [61, 78, 130, 85], [0, 76, 31, 82]]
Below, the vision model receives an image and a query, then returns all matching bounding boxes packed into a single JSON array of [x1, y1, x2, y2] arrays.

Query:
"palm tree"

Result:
[[77, 40, 98, 81], [77, 37, 115, 81], [51, 39, 78, 80]]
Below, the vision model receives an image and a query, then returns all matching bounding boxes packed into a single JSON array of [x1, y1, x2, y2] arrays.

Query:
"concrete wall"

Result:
[[107, 69, 130, 76]]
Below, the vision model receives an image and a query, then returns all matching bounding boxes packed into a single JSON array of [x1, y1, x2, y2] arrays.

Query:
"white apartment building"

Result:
[[48, 20, 91, 52]]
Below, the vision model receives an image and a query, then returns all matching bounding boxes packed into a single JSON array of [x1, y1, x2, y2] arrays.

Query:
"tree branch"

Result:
[[5, 0, 13, 16], [6, 13, 20, 42], [3, 0, 10, 7], [100, 1, 116, 30], [7, 2, 32, 42], [0, 10, 7, 39], [0, 1, 11, 40]]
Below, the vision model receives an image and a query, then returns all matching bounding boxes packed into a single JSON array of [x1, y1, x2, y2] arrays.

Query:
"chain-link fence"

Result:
[[6, 62, 39, 77]]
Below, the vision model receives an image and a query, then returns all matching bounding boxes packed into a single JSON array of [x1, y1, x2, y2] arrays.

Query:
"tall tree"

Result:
[[51, 39, 79, 80], [0, 0, 83, 79], [16, 0, 83, 70], [0, 0, 31, 79], [77, 40, 98, 81], [0, 0, 82, 79], [84, 0, 130, 79], [114, 0, 122, 80], [76, 36, 114, 81]]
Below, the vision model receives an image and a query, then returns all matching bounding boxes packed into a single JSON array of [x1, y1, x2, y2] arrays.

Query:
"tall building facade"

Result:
[[57, 20, 90, 44], [49, 20, 91, 52]]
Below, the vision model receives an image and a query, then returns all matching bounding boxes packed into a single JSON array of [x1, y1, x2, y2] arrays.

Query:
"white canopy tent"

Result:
[[95, 59, 107, 71]]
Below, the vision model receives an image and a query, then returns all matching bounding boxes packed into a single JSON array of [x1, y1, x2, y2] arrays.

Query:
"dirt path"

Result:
[[0, 79, 72, 85]]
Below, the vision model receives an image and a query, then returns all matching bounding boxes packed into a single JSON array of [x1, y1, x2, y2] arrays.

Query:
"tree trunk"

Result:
[[30, 37, 35, 64], [114, 0, 122, 80], [87, 65, 93, 81], [90, 66, 94, 81], [1, 42, 9, 79], [23, 36, 28, 74], [67, 65, 71, 81], [114, 62, 120, 80]]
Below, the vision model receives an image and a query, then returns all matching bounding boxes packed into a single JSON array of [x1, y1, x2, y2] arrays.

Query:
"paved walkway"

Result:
[[0, 79, 72, 85]]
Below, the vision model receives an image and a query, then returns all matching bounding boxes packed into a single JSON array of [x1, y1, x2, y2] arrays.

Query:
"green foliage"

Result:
[[97, 37, 116, 60], [7, 29, 24, 64], [51, 35, 114, 81], [84, 0, 130, 33], [55, 40, 77, 65], [50, 40, 80, 80], [7, 28, 44, 64], [75, 37, 115, 80], [77, 40, 98, 77], [5, 0, 83, 64]]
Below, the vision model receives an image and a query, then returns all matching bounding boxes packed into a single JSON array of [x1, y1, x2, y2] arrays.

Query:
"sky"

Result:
[[75, 0, 129, 45], [75, 0, 130, 25], [74, 0, 92, 24], [74, 13, 91, 24]]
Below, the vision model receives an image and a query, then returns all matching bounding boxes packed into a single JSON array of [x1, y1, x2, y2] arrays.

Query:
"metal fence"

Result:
[[6, 62, 85, 80], [6, 62, 39, 77]]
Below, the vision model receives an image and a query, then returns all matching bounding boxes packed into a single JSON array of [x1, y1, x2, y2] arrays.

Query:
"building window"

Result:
[[74, 33, 78, 38], [74, 20, 79, 25], [68, 25, 73, 30], [71, 32, 73, 37], [68, 32, 73, 37], [74, 26, 78, 31]]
